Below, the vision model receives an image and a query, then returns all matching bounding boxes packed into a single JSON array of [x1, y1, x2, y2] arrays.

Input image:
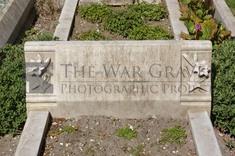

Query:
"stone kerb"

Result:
[[214, 0, 235, 37], [0, 0, 36, 48], [25, 40, 212, 119]]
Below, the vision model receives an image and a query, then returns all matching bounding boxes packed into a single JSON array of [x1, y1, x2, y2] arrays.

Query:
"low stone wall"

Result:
[[0, 0, 35, 48]]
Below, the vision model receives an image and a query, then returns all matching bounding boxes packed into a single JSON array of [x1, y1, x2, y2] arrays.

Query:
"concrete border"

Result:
[[0, 0, 36, 48], [214, 0, 235, 37], [54, 0, 79, 41], [165, 0, 188, 40], [15, 111, 50, 156], [189, 111, 222, 156]]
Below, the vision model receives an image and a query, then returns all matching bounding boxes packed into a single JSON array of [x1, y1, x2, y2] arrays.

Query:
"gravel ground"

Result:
[[0, 135, 20, 156], [43, 116, 196, 156]]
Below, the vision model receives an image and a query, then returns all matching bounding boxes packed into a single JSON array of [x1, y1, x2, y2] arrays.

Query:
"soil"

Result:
[[70, 6, 171, 40], [0, 116, 234, 156], [0, 135, 20, 156], [15, 0, 62, 44], [43, 116, 196, 156]]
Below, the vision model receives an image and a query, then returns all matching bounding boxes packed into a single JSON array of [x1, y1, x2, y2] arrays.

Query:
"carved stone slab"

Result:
[[25, 41, 212, 118]]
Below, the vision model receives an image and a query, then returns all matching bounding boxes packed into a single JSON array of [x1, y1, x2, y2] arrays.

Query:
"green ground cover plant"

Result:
[[128, 25, 173, 40], [116, 127, 138, 140], [159, 125, 187, 145], [0, 44, 26, 135], [77, 30, 106, 40], [78, 2, 172, 40], [0, 27, 58, 135], [226, 0, 235, 16], [212, 40, 235, 136], [179, 0, 231, 47], [79, 3, 111, 23]]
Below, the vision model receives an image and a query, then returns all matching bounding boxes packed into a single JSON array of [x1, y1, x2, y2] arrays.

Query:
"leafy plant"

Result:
[[212, 40, 235, 136], [0, 44, 26, 135], [116, 127, 138, 140], [104, 10, 144, 37], [78, 3, 111, 23], [159, 125, 187, 145], [179, 0, 231, 46], [128, 2, 167, 21], [128, 25, 173, 40], [78, 30, 106, 40]]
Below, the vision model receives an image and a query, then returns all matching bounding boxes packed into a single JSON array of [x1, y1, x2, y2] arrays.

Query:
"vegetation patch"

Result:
[[76, 2, 172, 40], [179, 0, 231, 48], [159, 125, 187, 145], [78, 30, 106, 40], [49, 125, 78, 136], [128, 144, 145, 156], [212, 40, 235, 136], [116, 126, 138, 140], [0, 44, 26, 135], [128, 25, 173, 40]]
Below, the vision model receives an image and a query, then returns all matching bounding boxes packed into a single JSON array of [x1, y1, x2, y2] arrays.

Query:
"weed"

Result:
[[159, 125, 187, 145], [128, 2, 167, 21], [128, 144, 145, 156], [78, 3, 111, 23], [49, 125, 77, 136], [78, 30, 106, 40], [128, 25, 173, 40], [104, 10, 144, 37], [116, 127, 138, 140]]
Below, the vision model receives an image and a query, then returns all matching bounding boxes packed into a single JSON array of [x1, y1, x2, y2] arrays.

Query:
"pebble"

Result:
[[52, 122, 58, 125], [60, 143, 63, 146]]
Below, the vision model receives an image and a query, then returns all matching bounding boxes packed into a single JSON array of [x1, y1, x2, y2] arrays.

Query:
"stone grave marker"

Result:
[[25, 40, 212, 118]]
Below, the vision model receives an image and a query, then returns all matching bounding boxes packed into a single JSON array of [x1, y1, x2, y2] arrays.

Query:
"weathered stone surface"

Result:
[[214, 0, 235, 37], [189, 111, 222, 156], [0, 0, 35, 48], [54, 0, 78, 40], [15, 111, 50, 156], [165, 0, 188, 40], [25, 41, 212, 119]]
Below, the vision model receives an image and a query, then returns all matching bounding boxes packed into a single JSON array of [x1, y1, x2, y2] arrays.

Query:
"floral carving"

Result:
[[183, 53, 210, 92], [28, 54, 52, 93]]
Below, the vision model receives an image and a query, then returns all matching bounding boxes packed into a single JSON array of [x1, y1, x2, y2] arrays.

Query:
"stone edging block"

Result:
[[54, 0, 79, 41], [214, 0, 235, 37], [189, 111, 222, 156], [0, 0, 36, 48], [15, 111, 50, 156]]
